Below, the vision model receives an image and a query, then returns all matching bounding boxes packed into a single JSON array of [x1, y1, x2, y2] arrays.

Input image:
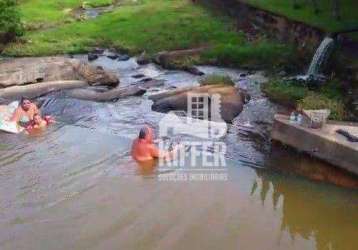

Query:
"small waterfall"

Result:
[[307, 37, 335, 76]]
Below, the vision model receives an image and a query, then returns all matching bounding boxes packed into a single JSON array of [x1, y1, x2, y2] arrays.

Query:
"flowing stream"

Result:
[[0, 56, 357, 250]]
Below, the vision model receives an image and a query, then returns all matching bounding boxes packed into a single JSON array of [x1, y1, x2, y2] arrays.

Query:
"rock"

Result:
[[136, 51, 151, 65], [88, 53, 99, 61], [132, 74, 146, 79], [92, 47, 104, 54], [185, 66, 204, 76], [68, 79, 164, 102], [107, 54, 119, 60], [0, 80, 88, 99], [0, 57, 119, 88], [153, 47, 208, 69], [117, 54, 130, 61], [150, 84, 246, 123], [139, 77, 153, 83], [278, 70, 286, 77], [75, 63, 119, 86]]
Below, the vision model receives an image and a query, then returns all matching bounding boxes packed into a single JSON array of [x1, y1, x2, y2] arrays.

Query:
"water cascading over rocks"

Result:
[[307, 37, 335, 77]]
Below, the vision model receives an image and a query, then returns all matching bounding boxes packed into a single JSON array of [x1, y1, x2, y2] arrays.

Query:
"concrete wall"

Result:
[[271, 115, 358, 176]]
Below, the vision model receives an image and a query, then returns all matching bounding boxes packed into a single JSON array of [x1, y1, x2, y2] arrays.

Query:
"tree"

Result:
[[0, 0, 23, 44]]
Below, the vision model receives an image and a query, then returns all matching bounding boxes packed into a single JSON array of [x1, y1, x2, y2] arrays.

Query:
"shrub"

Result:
[[298, 93, 346, 121], [262, 79, 346, 120], [261, 79, 308, 106], [0, 0, 23, 44]]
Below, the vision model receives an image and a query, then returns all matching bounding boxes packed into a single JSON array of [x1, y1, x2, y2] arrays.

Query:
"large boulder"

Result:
[[153, 47, 207, 75], [153, 47, 208, 68], [0, 57, 119, 88], [149, 84, 247, 123]]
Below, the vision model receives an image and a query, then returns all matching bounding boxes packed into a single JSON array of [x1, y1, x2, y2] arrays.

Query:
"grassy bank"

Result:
[[3, 0, 296, 70], [242, 0, 358, 34], [19, 0, 116, 30], [262, 79, 347, 120]]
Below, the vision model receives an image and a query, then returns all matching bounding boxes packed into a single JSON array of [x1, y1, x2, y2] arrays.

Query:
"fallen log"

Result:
[[0, 80, 88, 99], [68, 79, 165, 102]]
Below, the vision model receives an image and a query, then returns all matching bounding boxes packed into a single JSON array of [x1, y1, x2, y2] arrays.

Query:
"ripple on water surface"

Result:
[[0, 61, 357, 250]]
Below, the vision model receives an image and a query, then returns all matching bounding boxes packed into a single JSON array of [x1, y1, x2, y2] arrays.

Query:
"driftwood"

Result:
[[67, 79, 165, 102], [0, 80, 88, 99]]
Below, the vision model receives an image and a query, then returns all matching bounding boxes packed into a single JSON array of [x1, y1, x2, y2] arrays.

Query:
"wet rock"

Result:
[[117, 54, 130, 61], [0, 57, 119, 88], [68, 79, 164, 102], [149, 84, 246, 123], [132, 74, 146, 79], [88, 53, 99, 61], [278, 70, 287, 77], [139, 77, 153, 83], [75, 62, 119, 86], [107, 54, 119, 60], [153, 47, 208, 69], [0, 80, 88, 99], [92, 47, 104, 54], [136, 51, 151, 65], [185, 66, 204, 76]]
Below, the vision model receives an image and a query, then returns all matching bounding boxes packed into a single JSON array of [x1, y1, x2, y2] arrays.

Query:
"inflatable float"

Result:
[[0, 101, 24, 134]]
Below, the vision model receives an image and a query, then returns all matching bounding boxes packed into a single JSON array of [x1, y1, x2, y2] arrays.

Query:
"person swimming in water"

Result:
[[10, 97, 39, 126], [131, 126, 181, 162], [26, 114, 55, 132]]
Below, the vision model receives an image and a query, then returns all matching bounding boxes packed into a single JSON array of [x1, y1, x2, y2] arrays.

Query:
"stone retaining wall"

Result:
[[201, 0, 325, 52]]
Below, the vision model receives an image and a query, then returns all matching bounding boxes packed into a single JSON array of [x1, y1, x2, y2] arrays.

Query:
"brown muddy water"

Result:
[[0, 56, 357, 250]]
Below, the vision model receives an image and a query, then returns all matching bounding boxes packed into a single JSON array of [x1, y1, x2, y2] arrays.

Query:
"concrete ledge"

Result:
[[272, 114, 358, 175]]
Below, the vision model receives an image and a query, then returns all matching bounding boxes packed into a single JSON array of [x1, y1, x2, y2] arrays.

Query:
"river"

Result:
[[0, 56, 357, 250]]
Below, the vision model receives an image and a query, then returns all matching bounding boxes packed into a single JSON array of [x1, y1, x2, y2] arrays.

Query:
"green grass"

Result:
[[18, 0, 116, 30], [83, 0, 114, 8], [7, 0, 242, 55], [242, 0, 358, 33], [297, 93, 346, 121], [201, 40, 297, 69], [199, 74, 235, 86], [262, 79, 347, 120], [261, 79, 308, 106], [4, 0, 296, 71]]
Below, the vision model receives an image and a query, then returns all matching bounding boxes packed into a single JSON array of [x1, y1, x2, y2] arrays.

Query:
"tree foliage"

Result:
[[0, 0, 23, 44]]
